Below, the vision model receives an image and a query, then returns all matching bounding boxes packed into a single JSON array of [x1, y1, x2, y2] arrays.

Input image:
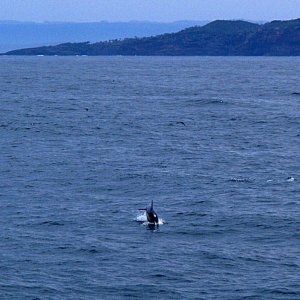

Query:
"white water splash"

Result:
[[135, 212, 166, 225], [286, 177, 295, 182]]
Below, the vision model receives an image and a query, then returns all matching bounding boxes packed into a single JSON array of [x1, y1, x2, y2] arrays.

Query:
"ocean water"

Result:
[[0, 56, 299, 299]]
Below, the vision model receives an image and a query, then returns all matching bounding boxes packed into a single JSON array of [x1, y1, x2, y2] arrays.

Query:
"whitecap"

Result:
[[286, 176, 295, 182]]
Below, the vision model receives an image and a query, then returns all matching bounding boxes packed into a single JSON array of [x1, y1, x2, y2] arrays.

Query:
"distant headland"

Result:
[[2, 18, 300, 56]]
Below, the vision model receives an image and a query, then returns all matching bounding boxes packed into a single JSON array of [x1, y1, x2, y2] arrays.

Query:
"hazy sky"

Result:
[[1, 0, 300, 22]]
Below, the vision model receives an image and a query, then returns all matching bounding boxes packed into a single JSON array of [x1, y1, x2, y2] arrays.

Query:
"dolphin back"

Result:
[[145, 200, 158, 223]]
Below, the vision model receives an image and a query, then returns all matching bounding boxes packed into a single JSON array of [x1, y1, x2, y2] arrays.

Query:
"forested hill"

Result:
[[3, 19, 300, 56], [0, 20, 208, 52]]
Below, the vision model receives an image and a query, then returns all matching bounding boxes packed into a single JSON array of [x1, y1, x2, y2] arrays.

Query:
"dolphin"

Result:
[[139, 200, 159, 224]]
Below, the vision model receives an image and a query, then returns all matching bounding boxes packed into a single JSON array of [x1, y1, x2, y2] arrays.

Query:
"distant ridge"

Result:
[[2, 19, 300, 56], [0, 20, 208, 52]]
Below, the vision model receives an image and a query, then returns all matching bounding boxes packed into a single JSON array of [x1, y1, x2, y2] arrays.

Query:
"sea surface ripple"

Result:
[[0, 56, 299, 299]]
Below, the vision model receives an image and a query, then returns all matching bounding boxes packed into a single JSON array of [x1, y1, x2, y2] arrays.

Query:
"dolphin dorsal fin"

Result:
[[150, 200, 153, 210]]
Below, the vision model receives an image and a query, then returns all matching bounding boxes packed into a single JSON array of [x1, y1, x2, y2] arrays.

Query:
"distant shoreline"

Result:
[[0, 20, 209, 53], [2, 18, 300, 56]]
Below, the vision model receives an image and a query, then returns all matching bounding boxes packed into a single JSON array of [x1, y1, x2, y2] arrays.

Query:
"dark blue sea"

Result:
[[0, 56, 299, 299]]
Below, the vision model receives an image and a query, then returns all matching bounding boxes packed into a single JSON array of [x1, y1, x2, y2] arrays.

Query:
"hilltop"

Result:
[[3, 19, 300, 56]]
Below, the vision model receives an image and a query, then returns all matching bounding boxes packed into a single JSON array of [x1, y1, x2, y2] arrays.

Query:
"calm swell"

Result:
[[0, 56, 299, 299]]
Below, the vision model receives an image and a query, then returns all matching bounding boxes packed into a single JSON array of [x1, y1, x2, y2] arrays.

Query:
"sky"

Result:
[[1, 0, 300, 23]]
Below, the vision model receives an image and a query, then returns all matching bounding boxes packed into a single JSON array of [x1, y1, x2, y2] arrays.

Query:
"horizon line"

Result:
[[0, 18, 273, 25]]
